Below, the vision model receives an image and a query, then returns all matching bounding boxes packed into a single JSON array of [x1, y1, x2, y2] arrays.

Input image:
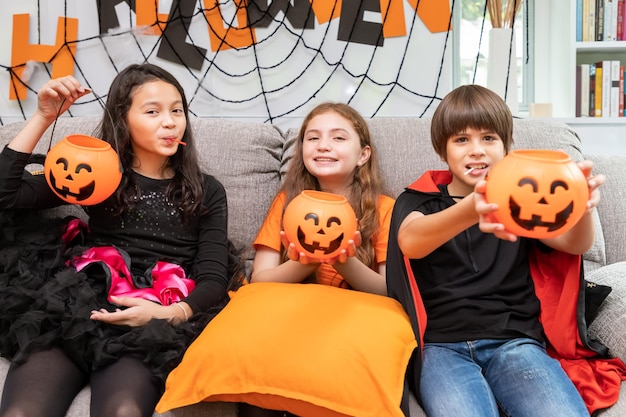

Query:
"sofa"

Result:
[[0, 116, 624, 417]]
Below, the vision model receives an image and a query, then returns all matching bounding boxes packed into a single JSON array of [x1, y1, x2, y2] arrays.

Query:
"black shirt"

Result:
[[411, 184, 544, 343]]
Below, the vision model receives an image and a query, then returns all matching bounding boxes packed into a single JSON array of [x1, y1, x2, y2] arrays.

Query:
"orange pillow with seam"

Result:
[[156, 282, 416, 417]]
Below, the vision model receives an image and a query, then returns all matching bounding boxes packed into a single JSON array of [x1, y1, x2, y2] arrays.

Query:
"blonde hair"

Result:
[[281, 102, 385, 269]]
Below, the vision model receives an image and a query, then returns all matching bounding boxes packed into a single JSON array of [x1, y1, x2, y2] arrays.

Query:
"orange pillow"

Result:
[[156, 282, 416, 417]]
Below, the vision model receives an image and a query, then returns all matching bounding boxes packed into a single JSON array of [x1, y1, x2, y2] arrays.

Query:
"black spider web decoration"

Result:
[[1, 0, 454, 129]]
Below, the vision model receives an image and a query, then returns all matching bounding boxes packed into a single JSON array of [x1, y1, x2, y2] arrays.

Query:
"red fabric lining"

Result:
[[404, 256, 427, 350], [530, 249, 626, 414]]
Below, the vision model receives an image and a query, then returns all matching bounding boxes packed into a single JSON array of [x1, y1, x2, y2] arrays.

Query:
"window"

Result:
[[452, 0, 534, 113]]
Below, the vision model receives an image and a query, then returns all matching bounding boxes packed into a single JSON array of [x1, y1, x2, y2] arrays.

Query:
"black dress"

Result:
[[0, 145, 235, 387]]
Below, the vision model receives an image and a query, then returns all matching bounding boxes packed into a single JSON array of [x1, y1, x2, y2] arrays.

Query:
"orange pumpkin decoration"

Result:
[[44, 134, 122, 206], [282, 190, 358, 261], [485, 149, 589, 239]]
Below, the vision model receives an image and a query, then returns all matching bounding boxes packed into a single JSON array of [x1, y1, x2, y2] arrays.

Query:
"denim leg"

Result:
[[482, 338, 590, 417], [419, 342, 500, 417]]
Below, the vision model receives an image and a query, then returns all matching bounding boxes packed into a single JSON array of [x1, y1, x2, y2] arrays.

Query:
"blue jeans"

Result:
[[419, 338, 590, 417]]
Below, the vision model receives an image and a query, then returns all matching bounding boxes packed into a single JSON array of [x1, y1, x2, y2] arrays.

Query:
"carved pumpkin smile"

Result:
[[485, 150, 589, 239], [48, 158, 97, 202], [283, 190, 357, 261], [296, 215, 344, 255], [508, 186, 575, 232], [43, 135, 122, 206]]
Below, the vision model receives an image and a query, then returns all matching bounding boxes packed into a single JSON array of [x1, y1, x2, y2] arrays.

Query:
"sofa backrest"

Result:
[[0, 117, 287, 265], [0, 116, 607, 272], [190, 119, 286, 256], [285, 118, 587, 198], [588, 154, 626, 266]]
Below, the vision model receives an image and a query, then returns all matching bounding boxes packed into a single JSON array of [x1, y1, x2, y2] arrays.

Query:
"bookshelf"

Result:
[[571, 0, 626, 121], [533, 1, 626, 156]]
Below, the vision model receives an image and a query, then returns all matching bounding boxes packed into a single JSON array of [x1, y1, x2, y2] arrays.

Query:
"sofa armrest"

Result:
[[585, 155, 626, 266], [586, 262, 626, 362]]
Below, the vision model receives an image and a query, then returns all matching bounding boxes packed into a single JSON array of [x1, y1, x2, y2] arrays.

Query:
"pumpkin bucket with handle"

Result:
[[44, 134, 122, 206], [282, 190, 358, 261], [485, 149, 589, 239]]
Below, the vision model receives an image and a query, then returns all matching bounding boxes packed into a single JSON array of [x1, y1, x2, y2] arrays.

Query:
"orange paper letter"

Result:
[[10, 13, 78, 100], [203, 0, 256, 52]]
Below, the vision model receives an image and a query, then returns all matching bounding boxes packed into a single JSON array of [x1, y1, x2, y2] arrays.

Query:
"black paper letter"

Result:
[[338, 0, 383, 46], [247, 0, 314, 29]]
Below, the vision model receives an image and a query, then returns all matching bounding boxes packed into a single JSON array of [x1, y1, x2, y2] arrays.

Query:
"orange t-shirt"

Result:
[[253, 192, 395, 288]]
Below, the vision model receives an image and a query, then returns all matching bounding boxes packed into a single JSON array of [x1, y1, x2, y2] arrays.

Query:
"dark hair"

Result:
[[281, 102, 385, 269], [430, 84, 514, 160], [94, 63, 206, 224]]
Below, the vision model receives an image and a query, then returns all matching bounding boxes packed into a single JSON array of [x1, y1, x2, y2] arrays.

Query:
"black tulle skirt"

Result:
[[0, 209, 226, 388]]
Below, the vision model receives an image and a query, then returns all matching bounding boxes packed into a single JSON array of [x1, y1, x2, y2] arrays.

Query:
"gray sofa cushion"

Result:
[[588, 155, 626, 266], [190, 119, 285, 258], [587, 262, 626, 362]]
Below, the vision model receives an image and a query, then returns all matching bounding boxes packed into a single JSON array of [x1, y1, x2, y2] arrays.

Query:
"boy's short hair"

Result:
[[430, 85, 514, 160]]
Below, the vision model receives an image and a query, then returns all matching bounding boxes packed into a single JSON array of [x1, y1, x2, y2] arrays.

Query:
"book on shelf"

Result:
[[596, 60, 612, 117], [577, 66, 582, 117], [618, 0, 626, 41], [596, 66, 604, 117], [620, 0, 626, 41], [605, 0, 618, 41], [576, 64, 592, 117], [597, 0, 604, 40], [590, 63, 597, 117], [581, 0, 591, 41], [618, 65, 626, 117], [618, 0, 625, 40], [610, 60, 621, 117], [577, 0, 583, 41]]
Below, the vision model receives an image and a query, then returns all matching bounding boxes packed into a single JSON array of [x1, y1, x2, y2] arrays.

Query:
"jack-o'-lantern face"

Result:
[[297, 212, 345, 255], [283, 190, 358, 260], [485, 149, 589, 239], [509, 177, 574, 232], [48, 157, 96, 202], [44, 135, 122, 206]]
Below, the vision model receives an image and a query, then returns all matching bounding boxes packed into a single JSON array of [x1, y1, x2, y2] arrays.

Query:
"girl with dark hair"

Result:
[[0, 63, 235, 417]]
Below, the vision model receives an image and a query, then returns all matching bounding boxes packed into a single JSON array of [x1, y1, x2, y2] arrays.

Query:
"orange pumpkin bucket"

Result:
[[485, 149, 589, 239], [282, 190, 358, 261], [44, 134, 122, 206]]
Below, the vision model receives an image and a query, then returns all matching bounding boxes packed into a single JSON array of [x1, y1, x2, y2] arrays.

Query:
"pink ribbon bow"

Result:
[[72, 246, 195, 306]]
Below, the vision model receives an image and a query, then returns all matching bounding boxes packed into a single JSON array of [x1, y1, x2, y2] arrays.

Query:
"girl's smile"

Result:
[[302, 112, 370, 194]]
